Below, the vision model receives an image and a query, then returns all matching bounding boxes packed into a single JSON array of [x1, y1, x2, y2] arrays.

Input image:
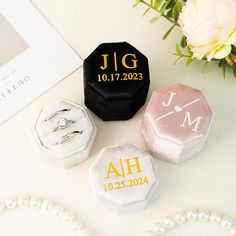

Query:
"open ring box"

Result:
[[31, 99, 97, 169]]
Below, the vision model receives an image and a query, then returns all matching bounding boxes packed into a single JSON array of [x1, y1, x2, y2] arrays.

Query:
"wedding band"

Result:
[[57, 131, 83, 145], [45, 109, 71, 121], [53, 117, 75, 132]]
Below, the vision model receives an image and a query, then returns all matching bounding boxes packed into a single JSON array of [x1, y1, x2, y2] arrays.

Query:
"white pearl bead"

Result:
[[210, 212, 222, 224], [17, 196, 29, 208], [186, 210, 198, 222], [145, 231, 155, 236], [29, 197, 41, 208], [154, 223, 166, 235], [5, 197, 17, 209], [0, 200, 5, 212], [79, 229, 91, 236], [198, 210, 210, 222], [164, 217, 175, 229], [71, 220, 83, 231], [230, 226, 236, 236], [52, 205, 64, 217], [63, 211, 75, 222], [41, 200, 54, 211], [175, 212, 186, 224], [221, 217, 234, 229]]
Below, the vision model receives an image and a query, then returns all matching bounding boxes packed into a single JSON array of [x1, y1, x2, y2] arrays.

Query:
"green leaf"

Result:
[[186, 57, 194, 66], [132, 0, 141, 8], [166, 0, 176, 9], [218, 59, 223, 68], [218, 59, 227, 78], [150, 15, 162, 23], [162, 24, 175, 40], [222, 59, 226, 79], [172, 2, 182, 22], [166, 8, 173, 17], [180, 36, 187, 48], [160, 1, 169, 14], [202, 61, 208, 74], [174, 55, 183, 65], [233, 64, 236, 78], [143, 7, 151, 16], [175, 43, 181, 55], [154, 0, 161, 9], [187, 47, 193, 56], [232, 45, 236, 54]]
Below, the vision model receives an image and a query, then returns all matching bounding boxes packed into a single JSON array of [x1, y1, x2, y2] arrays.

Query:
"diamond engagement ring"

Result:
[[53, 118, 76, 132]]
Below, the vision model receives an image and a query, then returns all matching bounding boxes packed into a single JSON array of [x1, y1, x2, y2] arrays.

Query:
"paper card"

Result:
[[0, 0, 83, 124]]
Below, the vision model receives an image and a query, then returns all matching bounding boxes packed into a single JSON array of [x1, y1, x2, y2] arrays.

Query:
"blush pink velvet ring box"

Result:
[[142, 83, 213, 164]]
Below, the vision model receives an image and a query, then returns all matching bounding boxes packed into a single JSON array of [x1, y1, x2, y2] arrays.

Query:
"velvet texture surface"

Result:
[[32, 100, 97, 168], [90, 144, 159, 214], [84, 42, 150, 121], [142, 84, 213, 164]]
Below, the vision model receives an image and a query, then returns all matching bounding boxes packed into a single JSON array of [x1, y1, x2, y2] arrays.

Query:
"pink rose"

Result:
[[179, 0, 236, 61]]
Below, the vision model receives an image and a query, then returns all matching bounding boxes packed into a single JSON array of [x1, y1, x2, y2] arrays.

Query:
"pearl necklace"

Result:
[[1, 197, 235, 236], [0, 196, 91, 236], [145, 209, 236, 236]]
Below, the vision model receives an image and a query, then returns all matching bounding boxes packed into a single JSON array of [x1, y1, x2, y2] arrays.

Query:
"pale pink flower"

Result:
[[179, 0, 236, 61]]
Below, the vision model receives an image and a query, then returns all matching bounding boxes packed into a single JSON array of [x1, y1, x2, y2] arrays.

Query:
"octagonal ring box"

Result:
[[142, 83, 213, 164], [90, 144, 159, 215], [83, 42, 150, 121], [31, 99, 97, 169]]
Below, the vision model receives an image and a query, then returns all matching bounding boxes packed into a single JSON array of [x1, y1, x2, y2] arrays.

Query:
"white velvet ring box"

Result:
[[32, 99, 97, 168], [142, 83, 213, 164], [90, 144, 159, 215]]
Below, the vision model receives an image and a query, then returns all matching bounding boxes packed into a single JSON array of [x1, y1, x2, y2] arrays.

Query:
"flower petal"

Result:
[[224, 26, 236, 45], [207, 45, 231, 60]]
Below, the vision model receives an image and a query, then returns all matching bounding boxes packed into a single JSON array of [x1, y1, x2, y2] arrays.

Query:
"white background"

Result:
[[0, 0, 235, 235]]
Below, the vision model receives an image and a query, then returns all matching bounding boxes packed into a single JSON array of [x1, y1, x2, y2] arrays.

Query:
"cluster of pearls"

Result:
[[146, 209, 236, 236], [0, 196, 91, 236], [1, 200, 235, 236]]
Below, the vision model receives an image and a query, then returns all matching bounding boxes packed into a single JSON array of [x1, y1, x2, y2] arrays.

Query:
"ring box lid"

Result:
[[90, 144, 159, 214], [84, 42, 150, 121], [34, 100, 96, 158]]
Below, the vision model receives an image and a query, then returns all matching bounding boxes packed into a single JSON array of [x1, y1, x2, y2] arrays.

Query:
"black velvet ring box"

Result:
[[83, 42, 150, 121]]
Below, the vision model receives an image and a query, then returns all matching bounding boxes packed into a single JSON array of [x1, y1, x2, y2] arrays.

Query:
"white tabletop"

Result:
[[0, 0, 235, 235]]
